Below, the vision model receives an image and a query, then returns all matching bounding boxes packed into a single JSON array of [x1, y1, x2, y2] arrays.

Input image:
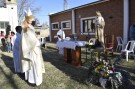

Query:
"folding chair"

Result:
[[104, 34, 114, 56], [116, 37, 123, 52], [121, 41, 135, 61]]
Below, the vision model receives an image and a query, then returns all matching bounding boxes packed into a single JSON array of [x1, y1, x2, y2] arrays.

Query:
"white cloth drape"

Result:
[[57, 41, 86, 50]]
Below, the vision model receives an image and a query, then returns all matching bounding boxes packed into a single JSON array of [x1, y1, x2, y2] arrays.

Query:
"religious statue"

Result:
[[95, 11, 105, 48]]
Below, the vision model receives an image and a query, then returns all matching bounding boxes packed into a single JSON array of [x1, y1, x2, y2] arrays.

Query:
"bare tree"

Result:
[[42, 22, 49, 29], [35, 18, 40, 26], [18, 0, 41, 25]]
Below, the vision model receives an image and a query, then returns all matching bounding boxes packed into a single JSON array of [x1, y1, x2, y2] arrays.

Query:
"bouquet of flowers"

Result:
[[89, 58, 116, 88], [87, 55, 123, 89], [85, 41, 94, 47]]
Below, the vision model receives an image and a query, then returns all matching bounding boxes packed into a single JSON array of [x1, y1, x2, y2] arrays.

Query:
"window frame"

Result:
[[5, 22, 9, 28], [0, 21, 9, 29], [80, 16, 96, 35], [61, 20, 71, 30], [51, 22, 59, 30]]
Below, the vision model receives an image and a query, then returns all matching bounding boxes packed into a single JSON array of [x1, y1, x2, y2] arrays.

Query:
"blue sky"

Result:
[[33, 0, 98, 24]]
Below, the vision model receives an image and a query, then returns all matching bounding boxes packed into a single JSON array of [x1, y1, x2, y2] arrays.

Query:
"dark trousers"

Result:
[[7, 42, 11, 52]]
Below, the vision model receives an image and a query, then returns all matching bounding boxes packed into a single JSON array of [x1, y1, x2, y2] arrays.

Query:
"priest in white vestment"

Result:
[[21, 8, 45, 86], [12, 26, 22, 73], [56, 27, 65, 41], [54, 27, 65, 55]]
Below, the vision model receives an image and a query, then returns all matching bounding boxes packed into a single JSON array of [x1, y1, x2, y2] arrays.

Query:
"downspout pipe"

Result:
[[123, 0, 129, 47], [72, 9, 75, 34]]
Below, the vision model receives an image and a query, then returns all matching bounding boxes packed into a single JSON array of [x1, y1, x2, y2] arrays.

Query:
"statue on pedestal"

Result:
[[95, 11, 105, 48]]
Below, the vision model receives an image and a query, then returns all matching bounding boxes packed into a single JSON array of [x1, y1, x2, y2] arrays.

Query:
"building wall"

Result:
[[75, 0, 124, 48], [0, 4, 18, 34], [7, 4, 18, 32], [50, 0, 124, 48], [50, 11, 72, 42], [129, 0, 135, 25], [35, 28, 50, 37], [0, 7, 10, 33]]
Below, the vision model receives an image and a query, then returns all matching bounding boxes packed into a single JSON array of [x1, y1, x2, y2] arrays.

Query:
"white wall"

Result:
[[0, 8, 9, 21], [0, 4, 18, 34], [7, 4, 18, 32], [0, 7, 9, 34]]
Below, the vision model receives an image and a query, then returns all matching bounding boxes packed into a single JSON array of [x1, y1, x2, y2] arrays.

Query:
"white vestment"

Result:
[[56, 29, 65, 55], [13, 33, 22, 73], [56, 29, 65, 41], [21, 27, 45, 86]]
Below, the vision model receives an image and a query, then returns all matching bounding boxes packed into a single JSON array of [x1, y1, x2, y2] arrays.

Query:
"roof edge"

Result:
[[49, 0, 110, 16]]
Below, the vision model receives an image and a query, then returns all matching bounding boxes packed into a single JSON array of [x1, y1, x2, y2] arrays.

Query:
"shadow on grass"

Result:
[[1, 54, 24, 79], [46, 46, 58, 51], [42, 47, 135, 88], [42, 49, 89, 85], [131, 75, 135, 81], [1, 54, 15, 73], [115, 68, 135, 89], [117, 63, 135, 89], [116, 65, 135, 74], [0, 54, 36, 87], [0, 66, 19, 89]]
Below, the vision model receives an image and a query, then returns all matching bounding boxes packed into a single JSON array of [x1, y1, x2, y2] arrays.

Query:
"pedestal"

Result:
[[64, 46, 81, 67]]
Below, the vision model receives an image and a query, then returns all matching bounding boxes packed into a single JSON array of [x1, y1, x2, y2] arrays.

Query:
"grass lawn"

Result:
[[0, 42, 135, 89]]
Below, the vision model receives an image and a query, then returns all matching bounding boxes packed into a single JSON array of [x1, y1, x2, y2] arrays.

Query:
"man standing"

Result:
[[12, 26, 22, 73], [56, 27, 65, 41], [95, 11, 105, 48], [55, 27, 65, 55]]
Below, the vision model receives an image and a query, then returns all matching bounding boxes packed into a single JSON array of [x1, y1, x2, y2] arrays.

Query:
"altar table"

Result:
[[56, 41, 86, 66]]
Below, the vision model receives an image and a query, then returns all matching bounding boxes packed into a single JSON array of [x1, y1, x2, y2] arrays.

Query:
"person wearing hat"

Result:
[[95, 11, 105, 48], [21, 8, 45, 86]]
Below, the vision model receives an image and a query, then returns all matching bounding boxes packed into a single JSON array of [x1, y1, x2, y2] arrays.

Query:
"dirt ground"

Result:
[[0, 42, 135, 89]]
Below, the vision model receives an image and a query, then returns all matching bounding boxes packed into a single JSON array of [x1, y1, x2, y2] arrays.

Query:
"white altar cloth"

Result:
[[56, 41, 86, 50]]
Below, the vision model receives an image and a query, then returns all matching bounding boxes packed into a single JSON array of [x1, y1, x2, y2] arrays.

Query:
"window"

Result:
[[81, 17, 96, 34], [61, 20, 71, 29], [5, 22, 9, 27], [0, 22, 9, 29], [52, 22, 59, 30], [0, 22, 4, 29]]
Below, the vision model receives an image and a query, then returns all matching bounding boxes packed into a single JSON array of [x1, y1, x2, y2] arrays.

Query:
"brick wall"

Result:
[[50, 11, 72, 42], [75, 0, 124, 48], [129, 0, 135, 25], [50, 0, 124, 49]]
